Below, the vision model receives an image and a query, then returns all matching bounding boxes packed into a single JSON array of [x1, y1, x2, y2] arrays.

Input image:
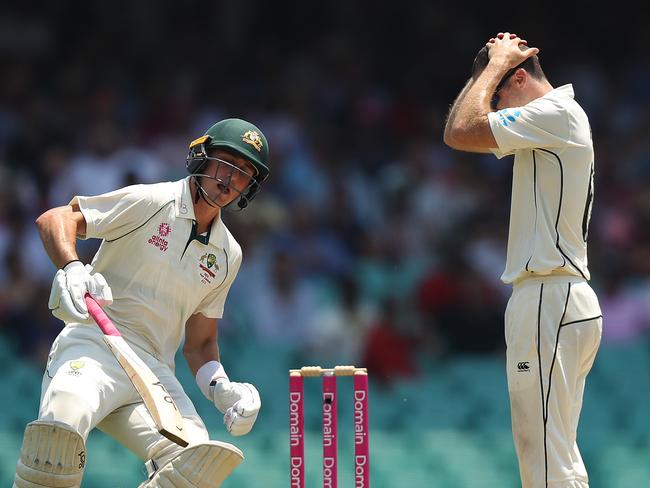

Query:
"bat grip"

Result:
[[85, 294, 121, 337]]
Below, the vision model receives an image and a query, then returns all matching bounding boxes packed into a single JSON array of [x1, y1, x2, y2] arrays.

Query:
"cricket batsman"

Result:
[[13, 118, 269, 487]]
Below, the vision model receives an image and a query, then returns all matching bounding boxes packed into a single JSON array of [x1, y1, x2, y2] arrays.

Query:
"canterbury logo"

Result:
[[517, 362, 530, 372]]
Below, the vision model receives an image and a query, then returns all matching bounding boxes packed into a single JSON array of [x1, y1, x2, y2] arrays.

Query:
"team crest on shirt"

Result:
[[497, 108, 521, 127], [148, 222, 170, 252], [198, 253, 219, 284]]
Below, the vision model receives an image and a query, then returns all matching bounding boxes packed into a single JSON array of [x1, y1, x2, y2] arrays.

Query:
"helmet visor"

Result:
[[190, 156, 257, 209]]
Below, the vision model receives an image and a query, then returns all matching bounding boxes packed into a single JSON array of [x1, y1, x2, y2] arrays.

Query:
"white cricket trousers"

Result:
[[38, 324, 209, 468], [505, 276, 602, 488]]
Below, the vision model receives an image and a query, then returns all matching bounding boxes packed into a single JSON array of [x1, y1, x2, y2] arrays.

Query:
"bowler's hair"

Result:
[[471, 45, 547, 83]]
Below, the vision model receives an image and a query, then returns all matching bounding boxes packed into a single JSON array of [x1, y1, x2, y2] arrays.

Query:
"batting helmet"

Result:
[[186, 118, 270, 209]]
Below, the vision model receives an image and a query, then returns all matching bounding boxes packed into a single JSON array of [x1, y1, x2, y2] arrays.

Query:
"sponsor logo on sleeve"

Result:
[[498, 109, 521, 127]]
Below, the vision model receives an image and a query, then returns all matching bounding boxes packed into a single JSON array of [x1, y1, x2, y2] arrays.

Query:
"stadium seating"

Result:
[[0, 334, 648, 487]]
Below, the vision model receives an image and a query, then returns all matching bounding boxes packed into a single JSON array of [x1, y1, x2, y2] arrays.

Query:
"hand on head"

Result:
[[485, 32, 539, 70], [487, 32, 528, 45]]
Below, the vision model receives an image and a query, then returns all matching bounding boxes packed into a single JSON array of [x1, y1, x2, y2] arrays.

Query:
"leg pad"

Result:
[[140, 441, 244, 488], [14, 420, 86, 488]]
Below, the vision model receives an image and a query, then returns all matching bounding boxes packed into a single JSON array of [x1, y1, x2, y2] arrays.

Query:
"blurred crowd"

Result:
[[1, 2, 649, 387]]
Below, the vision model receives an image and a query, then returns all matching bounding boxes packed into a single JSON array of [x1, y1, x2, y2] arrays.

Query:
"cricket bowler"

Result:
[[444, 33, 603, 488]]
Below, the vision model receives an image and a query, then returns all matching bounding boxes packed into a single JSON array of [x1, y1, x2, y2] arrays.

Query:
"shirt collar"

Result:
[[208, 210, 225, 247], [547, 84, 574, 100], [176, 177, 197, 220]]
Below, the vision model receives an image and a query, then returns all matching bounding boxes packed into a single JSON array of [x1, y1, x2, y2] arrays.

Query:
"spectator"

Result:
[[362, 297, 420, 388]]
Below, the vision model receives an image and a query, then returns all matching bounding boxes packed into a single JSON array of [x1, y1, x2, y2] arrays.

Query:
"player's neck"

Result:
[[193, 203, 220, 235], [531, 78, 554, 99], [189, 177, 222, 233]]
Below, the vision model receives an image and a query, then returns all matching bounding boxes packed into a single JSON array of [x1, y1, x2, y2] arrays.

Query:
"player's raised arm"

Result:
[[444, 32, 538, 152], [444, 78, 494, 153]]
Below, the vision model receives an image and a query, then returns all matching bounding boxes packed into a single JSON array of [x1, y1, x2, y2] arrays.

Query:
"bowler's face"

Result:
[[493, 71, 533, 111], [494, 77, 517, 111]]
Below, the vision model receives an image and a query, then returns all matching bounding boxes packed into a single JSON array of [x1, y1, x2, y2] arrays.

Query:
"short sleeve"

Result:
[[76, 184, 168, 241], [487, 96, 580, 154], [195, 251, 242, 319]]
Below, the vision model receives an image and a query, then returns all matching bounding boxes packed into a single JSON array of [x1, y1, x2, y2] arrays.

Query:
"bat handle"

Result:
[[85, 294, 121, 337]]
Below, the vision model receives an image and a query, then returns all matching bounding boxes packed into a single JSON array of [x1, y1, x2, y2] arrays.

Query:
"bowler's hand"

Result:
[[48, 262, 113, 324], [212, 379, 261, 436], [487, 32, 528, 45], [486, 32, 538, 69]]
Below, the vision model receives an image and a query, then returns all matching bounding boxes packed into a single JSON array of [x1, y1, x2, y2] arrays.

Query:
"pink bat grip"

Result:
[[84, 294, 121, 336]]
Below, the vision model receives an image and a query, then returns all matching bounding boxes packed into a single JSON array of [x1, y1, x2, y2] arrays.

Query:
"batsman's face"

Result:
[[200, 150, 256, 206]]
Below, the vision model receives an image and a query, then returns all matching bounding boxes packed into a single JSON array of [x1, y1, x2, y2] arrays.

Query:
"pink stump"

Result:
[[353, 372, 370, 487], [289, 374, 305, 487], [322, 373, 338, 487]]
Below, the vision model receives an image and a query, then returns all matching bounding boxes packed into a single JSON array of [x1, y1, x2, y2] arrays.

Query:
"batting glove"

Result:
[[212, 379, 261, 436], [196, 361, 262, 436], [48, 261, 113, 324]]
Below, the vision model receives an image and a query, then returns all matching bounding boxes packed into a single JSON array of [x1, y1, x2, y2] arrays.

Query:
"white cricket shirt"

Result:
[[488, 84, 595, 284], [77, 177, 242, 368]]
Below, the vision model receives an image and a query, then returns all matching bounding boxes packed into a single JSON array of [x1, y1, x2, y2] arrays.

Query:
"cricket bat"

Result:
[[84, 294, 189, 447]]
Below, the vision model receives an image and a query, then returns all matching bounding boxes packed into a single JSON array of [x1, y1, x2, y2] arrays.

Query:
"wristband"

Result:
[[196, 360, 229, 400], [63, 260, 83, 271]]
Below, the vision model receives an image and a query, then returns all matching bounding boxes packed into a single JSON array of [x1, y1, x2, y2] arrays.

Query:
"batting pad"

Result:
[[139, 441, 244, 488], [14, 420, 86, 488]]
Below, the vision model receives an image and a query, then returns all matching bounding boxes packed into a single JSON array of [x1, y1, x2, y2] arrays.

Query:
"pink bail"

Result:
[[322, 373, 338, 488], [289, 374, 305, 487], [353, 372, 370, 487]]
